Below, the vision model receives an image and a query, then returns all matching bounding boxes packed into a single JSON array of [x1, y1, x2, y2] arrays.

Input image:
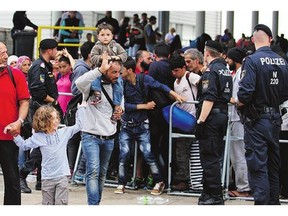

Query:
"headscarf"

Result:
[[7, 55, 18, 66], [16, 55, 31, 70]]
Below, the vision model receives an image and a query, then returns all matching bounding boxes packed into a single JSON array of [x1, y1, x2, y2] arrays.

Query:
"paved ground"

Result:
[[1, 174, 287, 216], [0, 173, 254, 205]]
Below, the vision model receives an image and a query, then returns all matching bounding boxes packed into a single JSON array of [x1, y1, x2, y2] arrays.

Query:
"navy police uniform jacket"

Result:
[[237, 46, 288, 110], [198, 58, 233, 110], [28, 55, 58, 104]]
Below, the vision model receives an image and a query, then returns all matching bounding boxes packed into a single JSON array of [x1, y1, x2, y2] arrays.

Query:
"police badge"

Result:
[[202, 80, 209, 91], [39, 74, 45, 83]]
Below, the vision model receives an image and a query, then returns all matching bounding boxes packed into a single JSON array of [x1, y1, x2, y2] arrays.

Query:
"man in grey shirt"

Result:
[[75, 51, 124, 205]]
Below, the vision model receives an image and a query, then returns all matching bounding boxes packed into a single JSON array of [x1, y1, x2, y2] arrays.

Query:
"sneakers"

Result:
[[74, 173, 85, 184], [151, 182, 165, 195], [114, 185, 125, 194], [145, 176, 154, 191], [90, 91, 101, 105], [198, 194, 224, 205]]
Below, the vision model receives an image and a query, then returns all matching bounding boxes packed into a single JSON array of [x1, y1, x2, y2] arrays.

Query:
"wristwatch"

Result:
[[197, 119, 204, 125], [18, 118, 24, 126]]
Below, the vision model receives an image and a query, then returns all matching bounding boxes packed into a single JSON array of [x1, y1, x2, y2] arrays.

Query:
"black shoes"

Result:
[[198, 193, 224, 205], [20, 178, 32, 193], [35, 181, 41, 190]]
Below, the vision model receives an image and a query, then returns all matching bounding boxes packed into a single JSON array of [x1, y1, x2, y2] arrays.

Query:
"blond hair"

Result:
[[32, 105, 60, 133]]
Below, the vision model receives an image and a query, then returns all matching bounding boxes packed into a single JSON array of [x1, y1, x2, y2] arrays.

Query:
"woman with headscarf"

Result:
[[16, 55, 32, 169]]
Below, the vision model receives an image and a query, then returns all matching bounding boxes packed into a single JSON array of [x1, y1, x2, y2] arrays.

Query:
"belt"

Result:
[[95, 134, 116, 140], [210, 108, 228, 115], [260, 107, 279, 114], [121, 120, 144, 127]]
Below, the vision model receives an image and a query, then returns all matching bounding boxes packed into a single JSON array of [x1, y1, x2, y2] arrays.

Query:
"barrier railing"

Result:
[[57, 92, 288, 202], [36, 25, 97, 58]]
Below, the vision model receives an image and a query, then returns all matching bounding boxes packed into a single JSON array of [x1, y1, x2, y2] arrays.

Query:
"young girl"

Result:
[[56, 55, 74, 114], [4, 101, 86, 205]]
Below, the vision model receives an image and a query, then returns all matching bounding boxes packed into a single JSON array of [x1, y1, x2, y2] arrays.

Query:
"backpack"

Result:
[[63, 94, 83, 126]]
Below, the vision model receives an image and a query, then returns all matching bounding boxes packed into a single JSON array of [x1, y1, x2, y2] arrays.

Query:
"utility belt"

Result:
[[210, 108, 228, 115], [238, 105, 279, 126]]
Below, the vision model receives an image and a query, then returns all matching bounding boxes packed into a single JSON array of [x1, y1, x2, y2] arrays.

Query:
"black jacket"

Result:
[[12, 11, 38, 33]]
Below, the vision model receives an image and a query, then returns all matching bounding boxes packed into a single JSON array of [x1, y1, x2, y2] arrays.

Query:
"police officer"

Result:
[[196, 40, 233, 205], [236, 24, 288, 205], [19, 38, 61, 193]]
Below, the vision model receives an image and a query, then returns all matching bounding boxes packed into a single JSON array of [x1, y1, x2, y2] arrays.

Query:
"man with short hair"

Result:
[[75, 52, 124, 205], [169, 53, 202, 191], [135, 50, 153, 74], [236, 24, 288, 205], [114, 56, 185, 195], [0, 42, 30, 204], [196, 40, 233, 205], [144, 16, 159, 52], [148, 42, 175, 185], [184, 48, 205, 75]]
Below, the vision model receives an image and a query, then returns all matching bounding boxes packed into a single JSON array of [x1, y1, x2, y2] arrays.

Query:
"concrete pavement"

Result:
[[0, 173, 254, 205]]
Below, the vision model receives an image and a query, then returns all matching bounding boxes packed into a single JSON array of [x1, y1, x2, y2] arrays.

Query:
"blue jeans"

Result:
[[91, 76, 123, 106], [81, 132, 115, 205], [118, 121, 162, 185]]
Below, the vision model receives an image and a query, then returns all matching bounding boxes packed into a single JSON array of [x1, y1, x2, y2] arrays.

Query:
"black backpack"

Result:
[[63, 94, 83, 126]]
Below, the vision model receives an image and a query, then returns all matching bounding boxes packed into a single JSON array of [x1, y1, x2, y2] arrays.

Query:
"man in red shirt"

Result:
[[0, 42, 30, 205]]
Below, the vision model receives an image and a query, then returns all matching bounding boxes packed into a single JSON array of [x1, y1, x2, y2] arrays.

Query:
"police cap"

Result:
[[227, 47, 247, 63], [39, 39, 58, 50], [205, 40, 223, 53], [149, 16, 157, 21], [253, 24, 273, 38]]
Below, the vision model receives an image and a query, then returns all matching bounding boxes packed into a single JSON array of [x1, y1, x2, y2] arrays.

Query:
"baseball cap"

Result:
[[253, 24, 273, 38], [149, 16, 157, 21]]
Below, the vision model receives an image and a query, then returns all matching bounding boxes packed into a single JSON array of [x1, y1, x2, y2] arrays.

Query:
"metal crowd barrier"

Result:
[[59, 92, 288, 203], [59, 91, 138, 189], [167, 101, 200, 197], [167, 102, 281, 203]]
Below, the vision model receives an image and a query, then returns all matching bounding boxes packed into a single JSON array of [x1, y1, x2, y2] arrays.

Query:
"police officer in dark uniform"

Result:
[[195, 40, 233, 205], [19, 38, 62, 193], [236, 24, 288, 205]]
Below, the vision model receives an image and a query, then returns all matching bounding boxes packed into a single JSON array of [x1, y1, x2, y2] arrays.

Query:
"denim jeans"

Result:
[[118, 122, 162, 185], [81, 132, 114, 205], [91, 76, 123, 106]]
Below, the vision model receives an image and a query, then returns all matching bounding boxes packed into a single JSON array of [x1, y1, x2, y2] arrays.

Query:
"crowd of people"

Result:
[[1, 10, 288, 206]]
